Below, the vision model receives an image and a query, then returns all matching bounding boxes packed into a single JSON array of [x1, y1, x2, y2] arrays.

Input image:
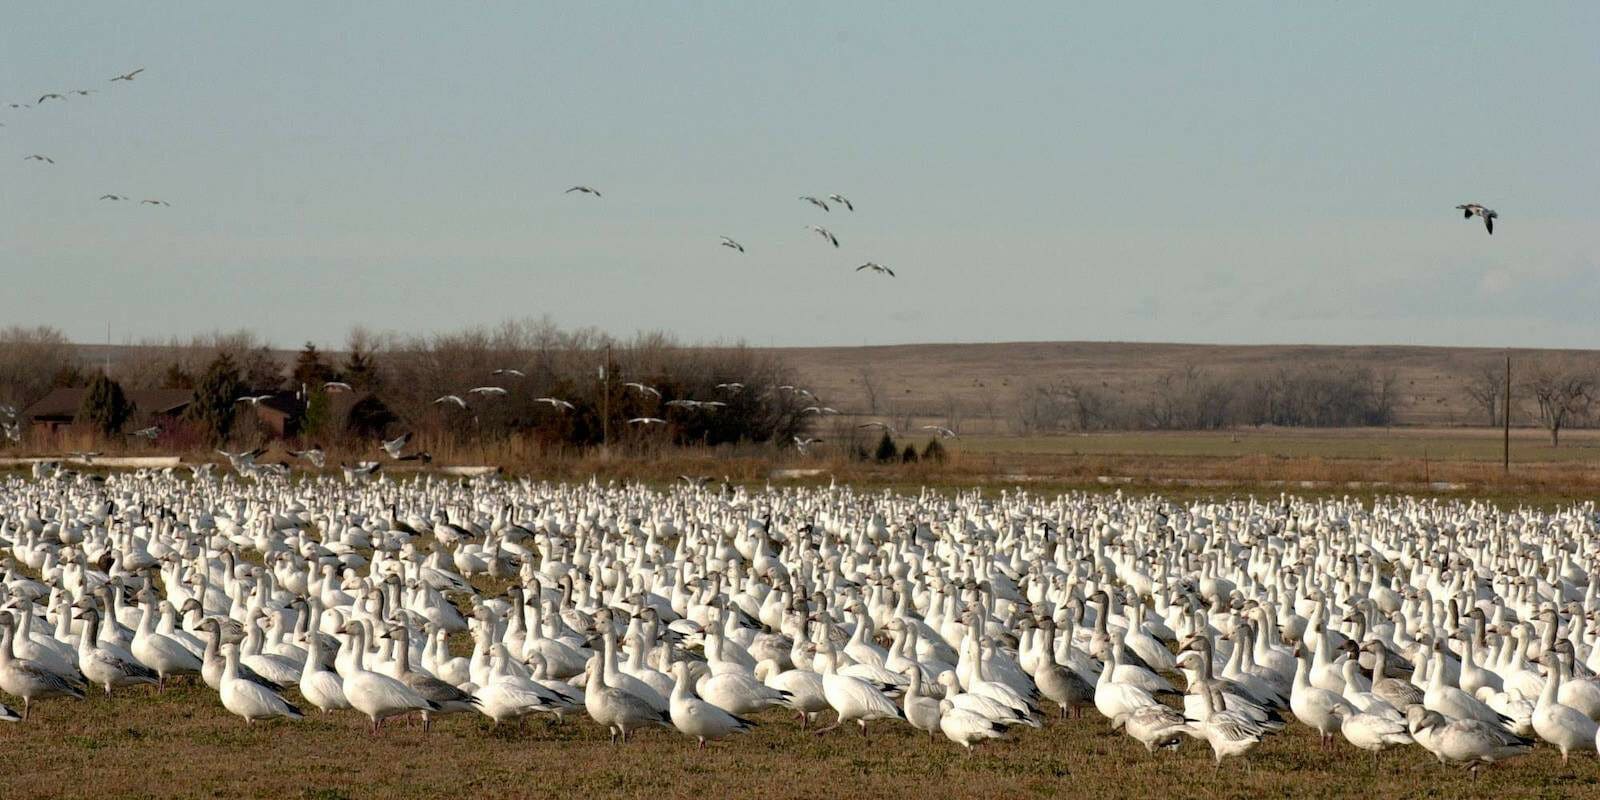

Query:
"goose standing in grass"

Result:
[[131, 592, 202, 691], [220, 643, 303, 724], [1331, 704, 1412, 769], [338, 621, 438, 734], [74, 607, 157, 695], [1290, 642, 1355, 748], [386, 625, 480, 731], [670, 661, 756, 749], [0, 613, 84, 720], [807, 640, 905, 740], [1406, 706, 1533, 779], [1532, 650, 1597, 764], [758, 659, 829, 729], [1110, 703, 1194, 755], [938, 698, 1008, 751], [583, 654, 670, 743], [1187, 683, 1273, 770], [297, 621, 350, 714]]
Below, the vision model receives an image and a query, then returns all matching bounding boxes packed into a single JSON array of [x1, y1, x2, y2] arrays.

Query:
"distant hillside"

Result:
[[767, 341, 1585, 429], [74, 340, 1586, 429]]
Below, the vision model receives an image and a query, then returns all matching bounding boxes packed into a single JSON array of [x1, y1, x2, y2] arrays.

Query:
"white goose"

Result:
[[807, 640, 905, 741], [220, 643, 303, 724], [1531, 650, 1597, 763], [337, 621, 438, 734], [670, 661, 755, 749], [583, 654, 671, 743]]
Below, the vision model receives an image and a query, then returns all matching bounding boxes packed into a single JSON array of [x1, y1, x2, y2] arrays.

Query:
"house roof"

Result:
[[24, 387, 194, 421]]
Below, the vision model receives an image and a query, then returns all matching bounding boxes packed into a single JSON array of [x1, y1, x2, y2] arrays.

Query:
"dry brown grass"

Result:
[[5, 682, 1599, 800]]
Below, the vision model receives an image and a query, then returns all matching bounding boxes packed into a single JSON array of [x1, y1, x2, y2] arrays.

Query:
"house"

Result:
[[24, 387, 193, 435], [252, 392, 306, 438]]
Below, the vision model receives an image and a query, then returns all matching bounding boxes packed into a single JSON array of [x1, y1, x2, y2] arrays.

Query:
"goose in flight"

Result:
[[856, 262, 894, 277], [629, 417, 666, 426], [828, 194, 854, 212], [433, 395, 468, 409], [920, 426, 957, 439], [491, 368, 525, 378], [141, 199, 171, 207], [715, 382, 744, 393], [72, 89, 95, 97], [468, 386, 509, 397], [24, 155, 54, 164], [808, 226, 840, 248], [110, 68, 145, 82], [380, 432, 412, 459], [68, 451, 102, 464], [100, 194, 127, 201], [37, 94, 65, 104], [1456, 203, 1497, 235], [127, 426, 161, 440], [624, 382, 662, 399], [719, 236, 745, 253], [322, 381, 352, 392], [2, 422, 21, 443], [235, 394, 273, 405], [535, 397, 576, 411], [799, 406, 839, 416], [857, 422, 896, 436], [566, 186, 602, 198], [342, 461, 381, 481], [794, 436, 823, 454], [287, 447, 326, 468], [800, 196, 830, 213], [5, 103, 29, 109]]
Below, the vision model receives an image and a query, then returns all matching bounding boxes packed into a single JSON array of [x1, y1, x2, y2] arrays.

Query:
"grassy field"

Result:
[[4, 681, 1598, 800], [956, 427, 1600, 463]]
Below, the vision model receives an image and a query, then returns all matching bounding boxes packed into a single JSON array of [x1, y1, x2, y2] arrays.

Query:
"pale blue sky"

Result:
[[3, 3, 1597, 349]]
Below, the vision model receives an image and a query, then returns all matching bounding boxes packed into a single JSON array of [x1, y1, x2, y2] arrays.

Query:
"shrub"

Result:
[[901, 444, 919, 463], [921, 438, 947, 463], [874, 432, 898, 463]]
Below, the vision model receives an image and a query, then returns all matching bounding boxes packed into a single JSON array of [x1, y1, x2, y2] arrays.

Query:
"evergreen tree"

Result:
[[291, 342, 335, 389], [241, 347, 284, 393], [901, 444, 919, 463], [186, 353, 244, 443], [921, 438, 947, 463], [873, 431, 899, 463], [160, 362, 194, 390], [344, 346, 380, 392], [77, 372, 132, 437]]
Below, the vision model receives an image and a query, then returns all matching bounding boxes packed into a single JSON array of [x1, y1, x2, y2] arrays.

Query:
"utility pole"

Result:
[[600, 344, 611, 456], [1503, 353, 1511, 473]]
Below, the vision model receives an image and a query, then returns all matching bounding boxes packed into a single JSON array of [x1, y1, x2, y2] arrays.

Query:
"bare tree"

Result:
[[1522, 359, 1593, 447], [0, 325, 78, 410], [1462, 363, 1503, 427], [857, 366, 882, 414]]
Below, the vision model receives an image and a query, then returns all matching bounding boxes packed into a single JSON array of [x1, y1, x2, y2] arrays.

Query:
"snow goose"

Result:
[[1110, 702, 1193, 755], [756, 659, 829, 729], [1290, 642, 1355, 748], [130, 598, 203, 692], [1330, 703, 1412, 769], [1094, 637, 1162, 721], [1406, 706, 1532, 779], [73, 607, 157, 694], [196, 619, 281, 693], [583, 654, 671, 743], [900, 666, 943, 739], [384, 625, 480, 731], [938, 698, 1008, 751], [0, 612, 85, 719], [670, 661, 755, 749], [1361, 640, 1423, 711], [936, 671, 1040, 728], [1033, 618, 1095, 718], [1187, 684, 1273, 770], [219, 643, 303, 724], [1531, 650, 1597, 763], [473, 646, 562, 724], [338, 621, 438, 734], [806, 640, 905, 740], [298, 621, 350, 714], [1423, 638, 1510, 728]]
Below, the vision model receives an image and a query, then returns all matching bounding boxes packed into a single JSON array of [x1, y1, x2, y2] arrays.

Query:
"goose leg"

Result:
[[813, 713, 843, 736]]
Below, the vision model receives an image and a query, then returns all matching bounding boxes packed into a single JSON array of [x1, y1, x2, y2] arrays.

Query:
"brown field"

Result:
[[2, 667, 1597, 800], [771, 340, 1568, 428]]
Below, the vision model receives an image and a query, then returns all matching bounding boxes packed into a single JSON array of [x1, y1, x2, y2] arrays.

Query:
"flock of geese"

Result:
[[564, 183, 895, 278], [6, 67, 172, 207], [0, 466, 1595, 780]]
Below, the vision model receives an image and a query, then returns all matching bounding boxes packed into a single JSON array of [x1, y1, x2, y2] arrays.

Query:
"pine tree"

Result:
[[291, 342, 335, 389], [241, 347, 284, 393], [344, 346, 380, 392], [921, 438, 947, 463], [901, 444, 919, 463], [186, 353, 244, 444], [873, 431, 898, 463], [160, 362, 194, 390], [77, 372, 131, 437]]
